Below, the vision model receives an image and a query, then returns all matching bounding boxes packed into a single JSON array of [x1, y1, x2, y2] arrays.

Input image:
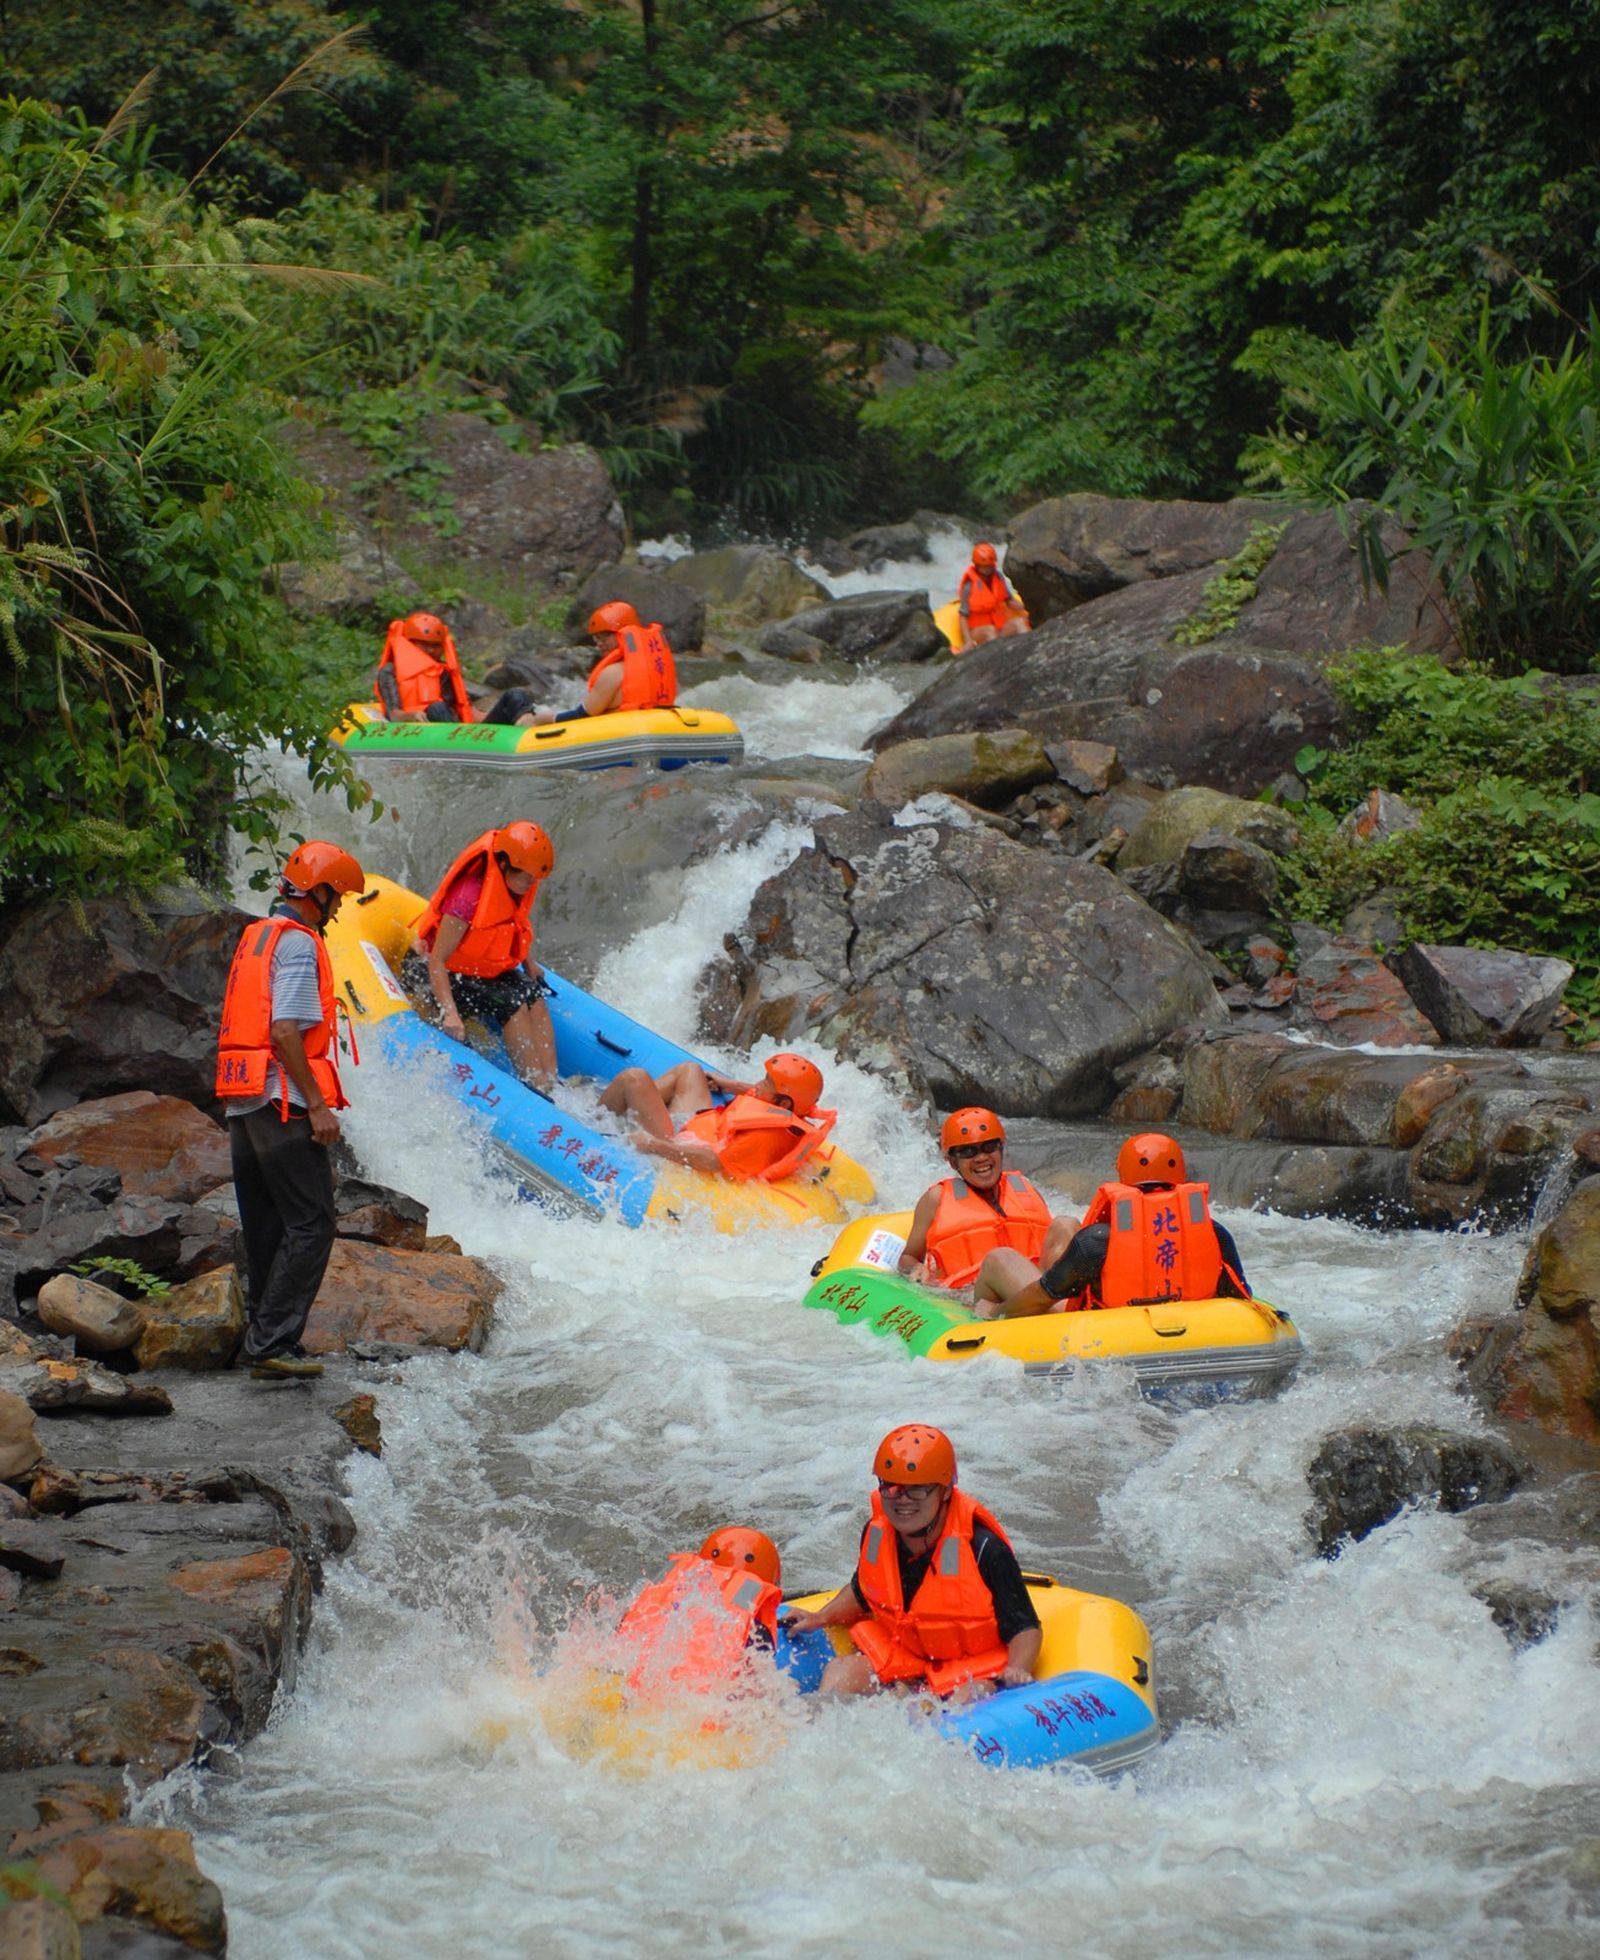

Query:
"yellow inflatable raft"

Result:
[[332, 701, 743, 772]]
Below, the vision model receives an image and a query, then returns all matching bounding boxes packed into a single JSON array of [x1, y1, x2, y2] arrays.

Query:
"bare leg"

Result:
[[599, 1061, 714, 1140], [968, 623, 999, 648], [817, 1651, 880, 1700], [502, 1000, 556, 1092], [998, 615, 1030, 638]]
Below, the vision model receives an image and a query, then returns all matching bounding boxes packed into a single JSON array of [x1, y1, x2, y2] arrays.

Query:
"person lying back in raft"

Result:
[[899, 1107, 1074, 1320], [956, 543, 1029, 654], [529, 602, 679, 724], [615, 1529, 784, 1694], [403, 823, 558, 1092], [1002, 1132, 1251, 1317], [783, 1426, 1040, 1704], [373, 611, 542, 727], [600, 1052, 835, 1182]]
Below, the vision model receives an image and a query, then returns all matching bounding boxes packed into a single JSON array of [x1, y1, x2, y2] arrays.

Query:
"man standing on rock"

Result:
[[216, 841, 366, 1380]]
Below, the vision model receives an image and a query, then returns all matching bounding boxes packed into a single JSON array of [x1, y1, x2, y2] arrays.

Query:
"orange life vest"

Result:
[[215, 916, 349, 1117], [1075, 1180, 1237, 1308], [588, 622, 677, 712], [923, 1172, 1052, 1289], [616, 1553, 781, 1696], [413, 832, 538, 979], [958, 566, 1015, 631], [851, 1488, 1012, 1696], [377, 620, 474, 722], [677, 1093, 837, 1183]]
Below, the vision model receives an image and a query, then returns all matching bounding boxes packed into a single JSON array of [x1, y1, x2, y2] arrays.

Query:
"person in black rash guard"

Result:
[[783, 1426, 1041, 1703], [1002, 1131, 1249, 1318]]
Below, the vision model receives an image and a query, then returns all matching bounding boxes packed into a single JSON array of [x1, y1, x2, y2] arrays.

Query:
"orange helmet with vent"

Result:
[[698, 1527, 782, 1588], [940, 1107, 1005, 1153], [875, 1424, 956, 1488], [587, 601, 640, 637], [763, 1053, 823, 1116], [281, 840, 365, 898], [492, 821, 554, 881], [1117, 1133, 1186, 1185]]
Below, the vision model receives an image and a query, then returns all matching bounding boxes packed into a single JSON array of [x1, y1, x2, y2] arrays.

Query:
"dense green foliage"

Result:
[[0, 99, 366, 908], [1282, 653, 1600, 1029]]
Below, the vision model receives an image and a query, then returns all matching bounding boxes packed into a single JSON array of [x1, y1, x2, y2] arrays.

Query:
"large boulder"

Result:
[[760, 590, 946, 665], [0, 895, 248, 1126], [563, 565, 706, 652], [1391, 944, 1573, 1048], [5, 1820, 226, 1952], [1304, 1424, 1523, 1556], [11, 1186, 241, 1294], [287, 412, 624, 591], [24, 1094, 229, 1204], [1479, 1176, 1600, 1446], [133, 1268, 245, 1372], [870, 570, 1344, 797], [1006, 493, 1280, 621], [0, 1388, 44, 1485], [699, 806, 1224, 1114], [1292, 933, 1441, 1049], [36, 1275, 145, 1356], [302, 1241, 502, 1355], [664, 545, 828, 631], [862, 730, 1053, 811]]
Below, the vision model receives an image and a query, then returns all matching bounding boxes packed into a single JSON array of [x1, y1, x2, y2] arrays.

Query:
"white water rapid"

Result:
[[183, 545, 1599, 1957]]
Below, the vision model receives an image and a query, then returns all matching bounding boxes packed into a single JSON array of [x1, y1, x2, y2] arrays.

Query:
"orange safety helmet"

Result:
[[875, 1424, 956, 1488], [587, 601, 640, 637], [403, 611, 448, 646], [281, 840, 365, 898], [940, 1106, 1005, 1153], [763, 1052, 823, 1116], [1117, 1132, 1186, 1186], [972, 542, 998, 569], [699, 1526, 782, 1588], [492, 821, 554, 881]]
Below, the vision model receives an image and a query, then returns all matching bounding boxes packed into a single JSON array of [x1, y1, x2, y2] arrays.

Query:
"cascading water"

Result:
[[186, 546, 1598, 1957]]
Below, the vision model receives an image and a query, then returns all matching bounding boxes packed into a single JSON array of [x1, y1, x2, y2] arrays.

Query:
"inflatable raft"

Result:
[[778, 1573, 1158, 1774], [933, 601, 963, 652], [332, 702, 743, 772], [322, 876, 873, 1231], [803, 1212, 1303, 1396]]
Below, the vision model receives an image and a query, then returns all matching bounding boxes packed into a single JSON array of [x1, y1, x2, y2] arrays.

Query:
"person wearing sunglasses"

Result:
[[897, 1106, 1073, 1318], [782, 1426, 1040, 1702]]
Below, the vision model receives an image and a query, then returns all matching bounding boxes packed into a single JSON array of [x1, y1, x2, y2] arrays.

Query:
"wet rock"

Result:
[[700, 805, 1223, 1115], [862, 729, 1053, 811], [333, 1175, 429, 1250], [0, 1390, 45, 1485], [0, 1522, 65, 1580], [1491, 1176, 1600, 1447], [0, 1328, 172, 1419], [1338, 788, 1422, 846], [664, 545, 827, 631], [1293, 934, 1440, 1048], [35, 1278, 143, 1359], [12, 1191, 240, 1295], [842, 519, 933, 569], [1242, 937, 1288, 987], [24, 1097, 229, 1207], [331, 1394, 382, 1458], [1004, 493, 1280, 621], [0, 1649, 209, 1783], [6, 1822, 226, 1953], [1340, 888, 1407, 950], [133, 1271, 244, 1374], [1304, 1424, 1523, 1556], [1391, 944, 1574, 1049], [1045, 740, 1122, 796], [760, 590, 946, 665], [302, 1241, 501, 1355], [1177, 831, 1280, 921], [0, 1896, 80, 1958], [171, 1546, 310, 1685], [1119, 786, 1298, 871], [563, 564, 705, 652], [0, 895, 248, 1127], [1391, 1066, 1467, 1147], [1408, 1080, 1594, 1227], [1473, 1577, 1563, 1651]]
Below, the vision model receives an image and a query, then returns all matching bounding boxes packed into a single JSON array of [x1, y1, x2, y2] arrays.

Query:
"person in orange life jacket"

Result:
[[783, 1426, 1041, 1703], [615, 1528, 784, 1694], [600, 1051, 829, 1180], [403, 823, 557, 1091], [373, 612, 541, 727], [1004, 1133, 1250, 1318], [216, 840, 366, 1381], [899, 1108, 1074, 1319], [955, 543, 1028, 654], [530, 602, 679, 724]]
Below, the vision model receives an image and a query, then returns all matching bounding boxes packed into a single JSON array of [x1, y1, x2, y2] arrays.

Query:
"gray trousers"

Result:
[[228, 1106, 336, 1360]]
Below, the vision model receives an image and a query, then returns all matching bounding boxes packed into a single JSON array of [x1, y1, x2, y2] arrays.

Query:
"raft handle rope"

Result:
[[594, 1030, 633, 1057]]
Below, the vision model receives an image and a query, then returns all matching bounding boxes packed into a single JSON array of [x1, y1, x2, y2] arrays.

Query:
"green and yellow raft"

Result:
[[332, 701, 743, 772], [803, 1212, 1304, 1396]]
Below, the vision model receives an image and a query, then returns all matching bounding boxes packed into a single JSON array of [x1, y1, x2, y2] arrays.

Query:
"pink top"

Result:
[[441, 870, 485, 922]]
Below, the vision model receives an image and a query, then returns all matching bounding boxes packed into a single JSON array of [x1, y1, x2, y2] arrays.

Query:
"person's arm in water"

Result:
[[783, 1583, 866, 1638], [269, 1021, 340, 1145], [898, 1185, 942, 1282], [632, 1132, 724, 1174], [425, 915, 471, 1043]]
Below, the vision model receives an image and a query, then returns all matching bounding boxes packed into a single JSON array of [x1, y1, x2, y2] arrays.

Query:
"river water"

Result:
[[177, 541, 1600, 1956]]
